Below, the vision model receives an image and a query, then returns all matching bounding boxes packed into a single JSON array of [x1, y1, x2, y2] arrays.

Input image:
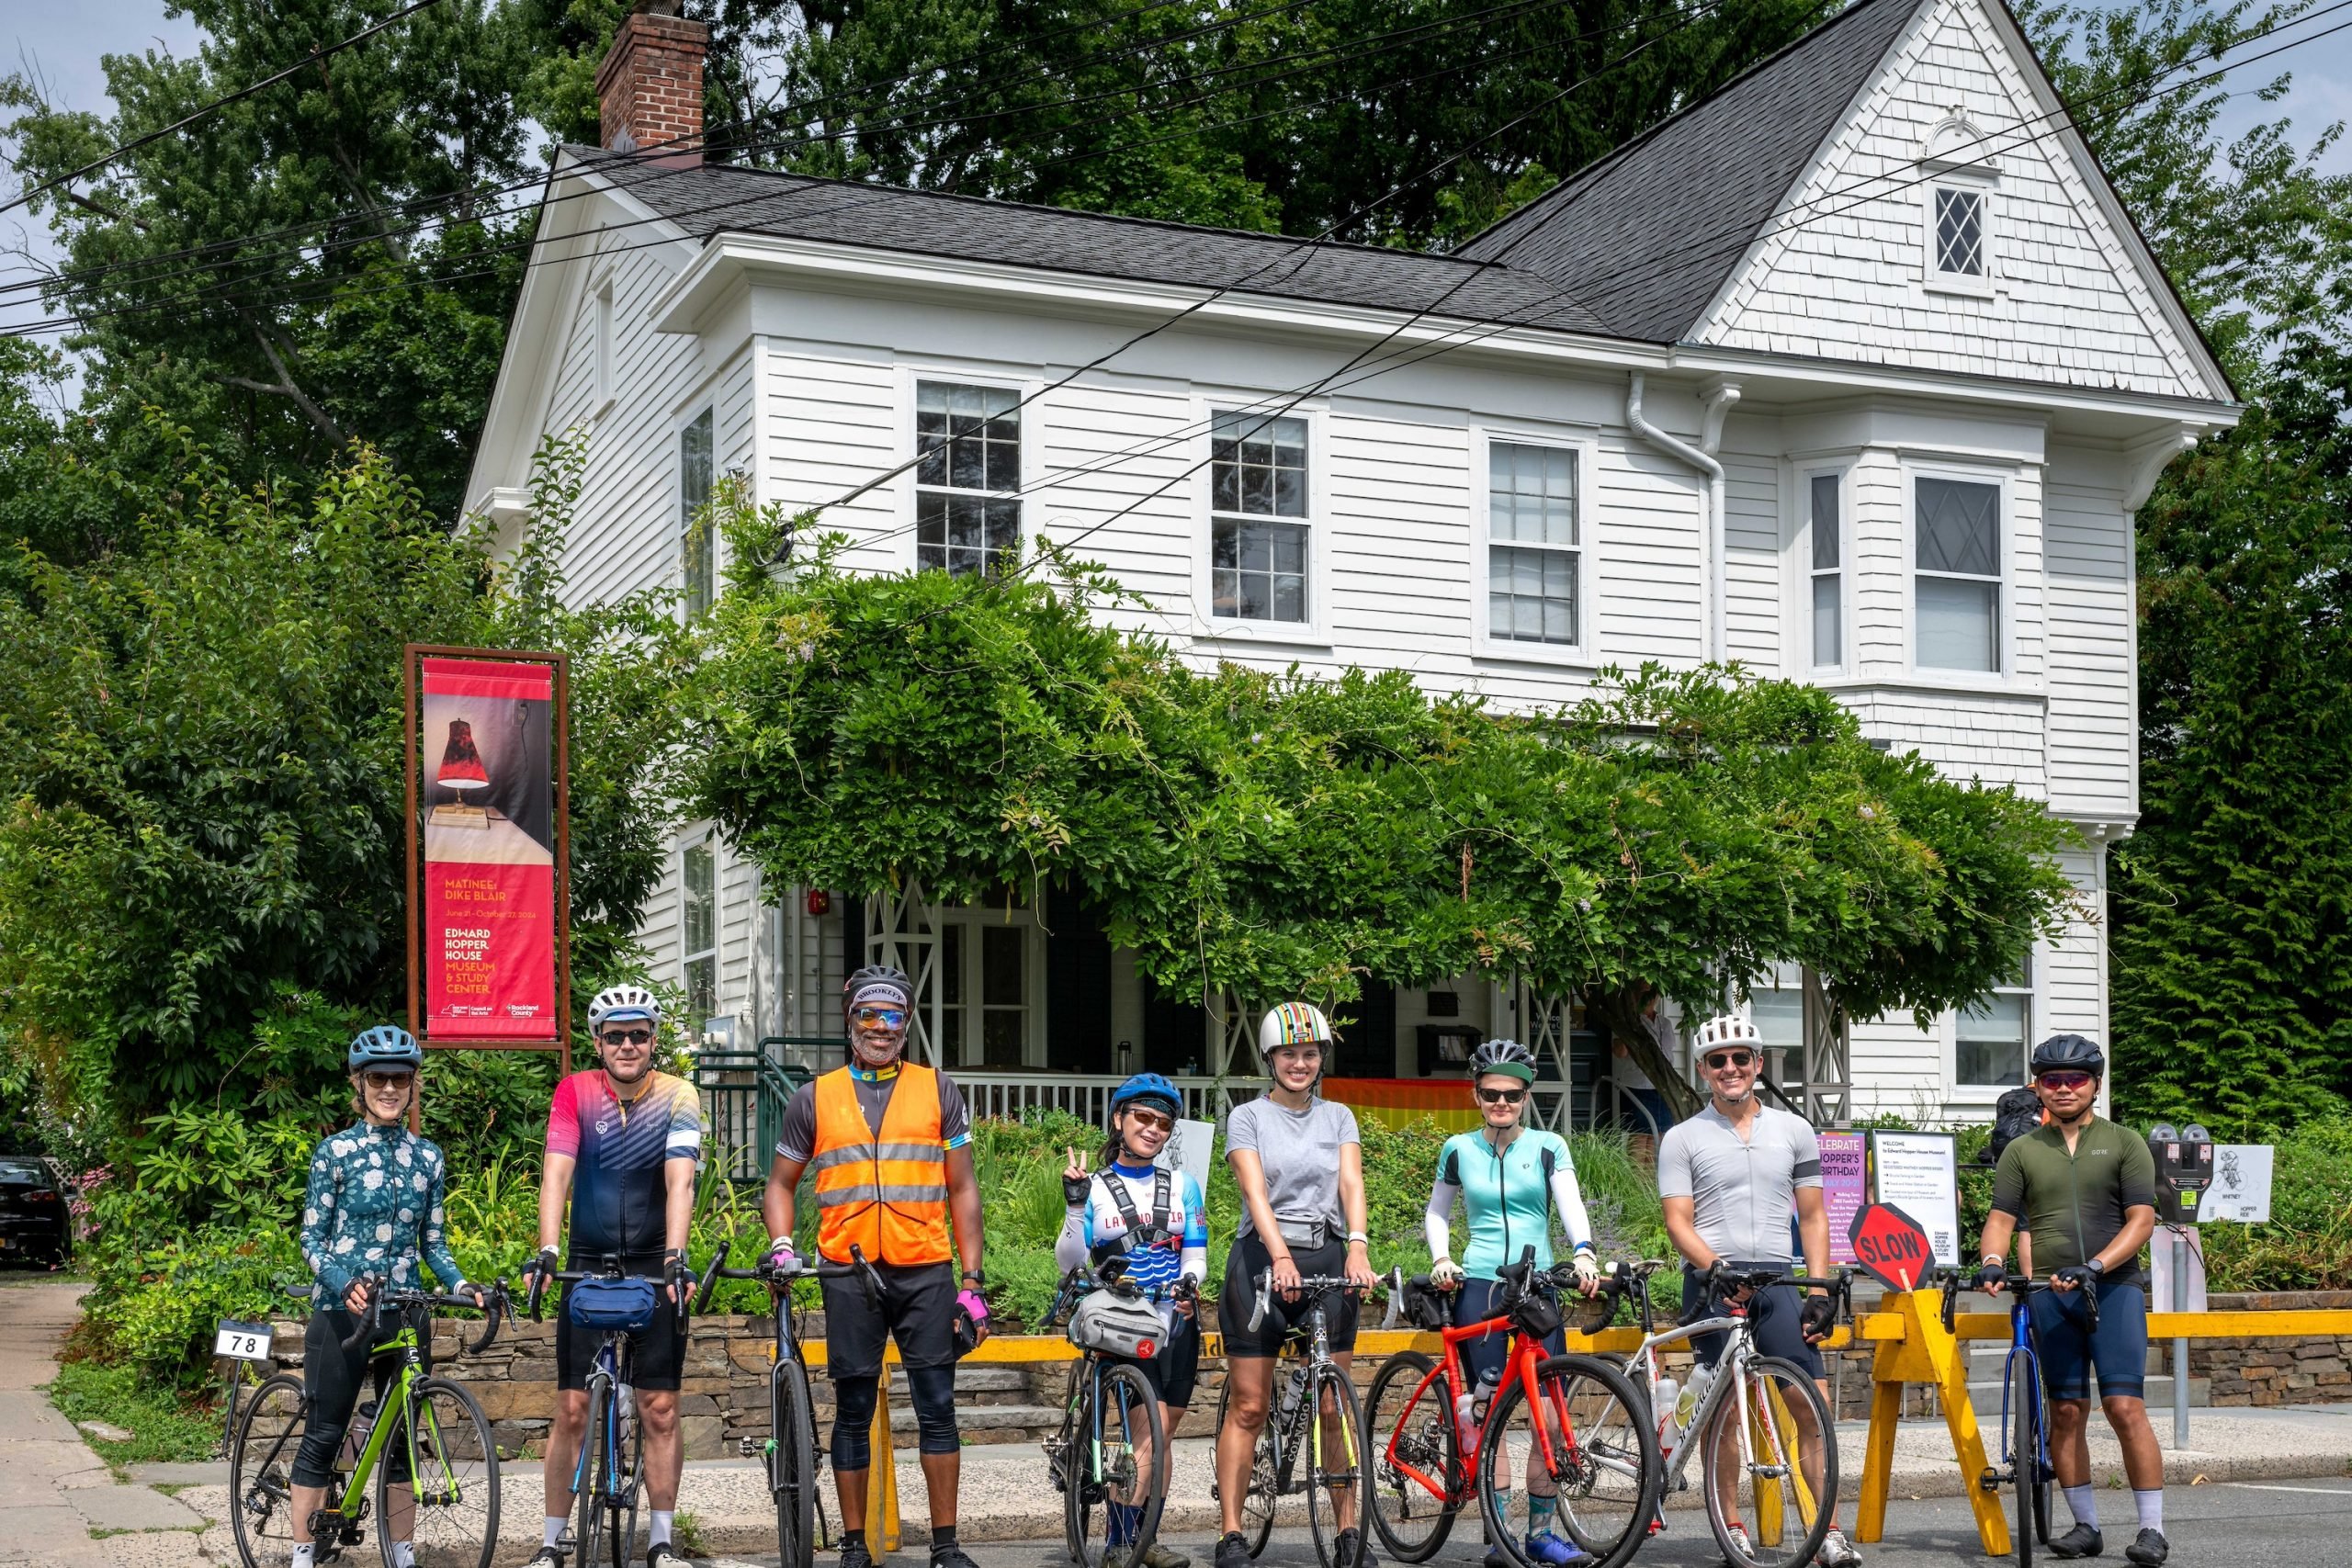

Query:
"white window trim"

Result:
[[1943, 949, 2041, 1105], [679, 826, 719, 1033], [896, 366, 1041, 577], [1470, 425, 1600, 668], [933, 902, 1050, 1068], [1795, 462, 1850, 675], [1922, 175, 1997, 299], [1191, 395, 1331, 649], [1903, 460, 2014, 686], [676, 403, 718, 615], [591, 276, 616, 420]]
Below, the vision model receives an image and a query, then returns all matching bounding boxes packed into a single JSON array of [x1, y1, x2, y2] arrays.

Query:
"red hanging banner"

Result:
[[406, 648, 570, 1064]]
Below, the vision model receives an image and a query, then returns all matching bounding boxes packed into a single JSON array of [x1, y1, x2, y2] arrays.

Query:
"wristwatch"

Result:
[[961, 1268, 987, 1289], [1346, 1231, 1369, 1246]]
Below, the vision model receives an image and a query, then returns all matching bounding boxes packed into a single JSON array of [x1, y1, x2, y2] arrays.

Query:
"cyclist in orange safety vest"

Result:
[[762, 965, 988, 1568]]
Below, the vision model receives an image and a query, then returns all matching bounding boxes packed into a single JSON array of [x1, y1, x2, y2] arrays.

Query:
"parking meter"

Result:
[[2146, 1122, 2215, 1224]]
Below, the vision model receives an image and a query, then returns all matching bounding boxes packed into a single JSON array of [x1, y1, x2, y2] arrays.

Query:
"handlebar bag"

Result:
[[568, 1276, 661, 1332], [1067, 1290, 1165, 1360], [1510, 1289, 1563, 1340], [1401, 1278, 1453, 1331]]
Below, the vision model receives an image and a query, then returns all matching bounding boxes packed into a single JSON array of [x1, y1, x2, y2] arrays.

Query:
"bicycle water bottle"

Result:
[[1677, 1362, 1715, 1430], [1652, 1375, 1680, 1457], [341, 1398, 378, 1469], [1470, 1365, 1500, 1427], [1453, 1388, 1479, 1450]]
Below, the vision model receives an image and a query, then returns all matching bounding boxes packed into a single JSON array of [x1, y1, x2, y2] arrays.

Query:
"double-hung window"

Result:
[[680, 409, 715, 616], [682, 839, 716, 1033], [1956, 958, 2032, 1089], [1914, 475, 2002, 671], [1210, 412, 1308, 623], [915, 381, 1021, 576], [1487, 442, 1580, 647], [1807, 471, 1842, 669]]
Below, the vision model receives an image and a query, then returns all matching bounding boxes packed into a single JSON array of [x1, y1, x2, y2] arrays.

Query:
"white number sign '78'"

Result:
[[214, 1321, 273, 1362]]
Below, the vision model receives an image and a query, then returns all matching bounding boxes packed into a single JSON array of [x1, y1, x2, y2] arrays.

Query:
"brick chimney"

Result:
[[596, 1, 708, 164]]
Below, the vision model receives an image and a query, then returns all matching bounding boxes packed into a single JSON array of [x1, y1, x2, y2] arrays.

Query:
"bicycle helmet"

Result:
[[347, 1024, 423, 1074], [1258, 1002, 1334, 1057], [2030, 1032, 2105, 1078], [842, 964, 915, 1015], [1468, 1038, 1538, 1084], [1693, 1011, 1762, 1056], [1110, 1072, 1182, 1122], [587, 985, 661, 1031]]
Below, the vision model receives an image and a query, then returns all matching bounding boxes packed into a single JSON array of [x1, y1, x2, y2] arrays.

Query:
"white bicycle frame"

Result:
[[1621, 1313, 1784, 1497]]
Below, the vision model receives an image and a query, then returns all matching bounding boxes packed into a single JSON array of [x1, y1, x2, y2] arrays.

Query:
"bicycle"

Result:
[[528, 1256, 718, 1568], [229, 1279, 507, 1568], [1594, 1260, 1846, 1568], [1209, 1270, 1373, 1568], [1364, 1251, 1658, 1568], [700, 1249, 877, 1568], [1939, 1266, 2102, 1566], [1040, 1259, 1179, 1568]]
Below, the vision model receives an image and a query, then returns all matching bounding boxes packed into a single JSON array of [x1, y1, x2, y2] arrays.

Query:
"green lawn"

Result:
[[45, 1359, 221, 1466]]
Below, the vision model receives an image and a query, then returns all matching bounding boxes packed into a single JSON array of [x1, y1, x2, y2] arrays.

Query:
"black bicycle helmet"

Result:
[[1468, 1038, 1538, 1083], [842, 964, 915, 1014], [2029, 1032, 2105, 1077]]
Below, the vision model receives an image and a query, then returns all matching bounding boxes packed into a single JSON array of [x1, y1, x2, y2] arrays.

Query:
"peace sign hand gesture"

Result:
[[1062, 1146, 1094, 1208]]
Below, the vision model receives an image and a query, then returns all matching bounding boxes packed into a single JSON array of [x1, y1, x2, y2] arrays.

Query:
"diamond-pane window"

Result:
[[1915, 476, 2002, 671], [1808, 472, 1842, 669], [1934, 187, 1985, 277]]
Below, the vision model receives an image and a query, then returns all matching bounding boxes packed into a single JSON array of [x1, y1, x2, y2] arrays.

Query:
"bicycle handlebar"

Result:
[[1247, 1269, 1368, 1334], [695, 1253, 869, 1314], [328, 1280, 508, 1357], [1937, 1265, 2100, 1334]]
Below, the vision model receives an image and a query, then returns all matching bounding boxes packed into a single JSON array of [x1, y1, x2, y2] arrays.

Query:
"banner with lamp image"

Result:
[[408, 649, 569, 1055]]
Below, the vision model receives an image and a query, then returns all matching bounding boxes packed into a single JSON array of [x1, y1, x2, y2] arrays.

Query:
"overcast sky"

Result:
[[4, 1, 2348, 401]]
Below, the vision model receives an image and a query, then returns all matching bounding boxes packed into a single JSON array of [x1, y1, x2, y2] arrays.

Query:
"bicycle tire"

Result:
[[1213, 1373, 1280, 1558], [1065, 1361, 1169, 1568], [379, 1376, 499, 1568], [1364, 1350, 1459, 1562], [1697, 1355, 1836, 1568], [230, 1372, 314, 1568], [1303, 1360, 1370, 1568], [774, 1356, 820, 1568], [578, 1377, 641, 1568], [1476, 1353, 1658, 1568], [2008, 1355, 2037, 1567]]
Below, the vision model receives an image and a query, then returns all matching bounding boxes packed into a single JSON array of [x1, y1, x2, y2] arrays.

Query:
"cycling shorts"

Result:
[[819, 1258, 959, 1379], [555, 1257, 686, 1393], [1454, 1276, 1567, 1391], [1133, 1308, 1202, 1410], [1218, 1234, 1360, 1359], [1681, 1261, 1826, 1380], [2030, 1280, 2147, 1401]]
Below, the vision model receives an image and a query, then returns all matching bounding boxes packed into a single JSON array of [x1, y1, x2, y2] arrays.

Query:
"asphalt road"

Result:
[[712, 1477, 2352, 1568]]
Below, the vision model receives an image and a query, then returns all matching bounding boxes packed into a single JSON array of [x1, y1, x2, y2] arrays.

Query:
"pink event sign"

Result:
[[1817, 1131, 1867, 1266]]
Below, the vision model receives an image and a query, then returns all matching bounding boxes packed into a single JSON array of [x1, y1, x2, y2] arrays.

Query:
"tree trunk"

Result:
[[1584, 983, 1702, 1124]]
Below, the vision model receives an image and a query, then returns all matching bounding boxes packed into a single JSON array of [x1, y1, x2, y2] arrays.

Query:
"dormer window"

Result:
[[1933, 187, 1984, 277], [1919, 114, 1996, 296]]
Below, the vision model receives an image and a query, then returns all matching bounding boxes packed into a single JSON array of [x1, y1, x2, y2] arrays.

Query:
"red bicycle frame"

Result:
[[1379, 1303, 1582, 1509]]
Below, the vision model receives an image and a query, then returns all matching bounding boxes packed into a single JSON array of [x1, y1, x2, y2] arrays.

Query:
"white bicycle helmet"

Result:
[[588, 985, 662, 1031], [1693, 1010, 1762, 1055]]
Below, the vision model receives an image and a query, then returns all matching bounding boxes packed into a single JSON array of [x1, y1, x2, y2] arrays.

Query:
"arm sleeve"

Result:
[[1548, 1140, 1595, 1251], [1424, 1179, 1460, 1261], [1789, 1118, 1823, 1188], [420, 1147, 467, 1291], [666, 1079, 706, 1168], [1054, 1186, 1092, 1273], [938, 1074, 972, 1152], [545, 1077, 582, 1160], [1991, 1144, 2029, 1219], [2119, 1133, 2157, 1211], [774, 1084, 819, 1164], [1657, 1127, 1694, 1201], [300, 1145, 348, 1299], [1181, 1175, 1209, 1285]]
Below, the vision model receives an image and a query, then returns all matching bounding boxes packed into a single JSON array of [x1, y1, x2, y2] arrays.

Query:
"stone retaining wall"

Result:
[[2190, 1292, 2352, 1407]]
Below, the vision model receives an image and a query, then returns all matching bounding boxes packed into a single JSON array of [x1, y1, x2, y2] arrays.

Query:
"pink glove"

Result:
[[763, 1237, 798, 1273], [956, 1288, 989, 1325]]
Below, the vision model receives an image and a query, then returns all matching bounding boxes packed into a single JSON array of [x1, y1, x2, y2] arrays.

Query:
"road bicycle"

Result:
[[1364, 1251, 1658, 1568], [1041, 1259, 1182, 1568], [1594, 1260, 1846, 1568], [529, 1256, 719, 1568], [701, 1249, 878, 1568], [1938, 1267, 2102, 1566], [229, 1280, 507, 1568], [1210, 1270, 1373, 1568]]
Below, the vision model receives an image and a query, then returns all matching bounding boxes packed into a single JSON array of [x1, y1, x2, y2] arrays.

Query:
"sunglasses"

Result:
[[853, 1006, 909, 1030], [1123, 1108, 1175, 1133], [2037, 1070, 2097, 1091], [362, 1071, 413, 1093], [1702, 1050, 1756, 1071], [600, 1028, 654, 1046], [1476, 1086, 1528, 1105]]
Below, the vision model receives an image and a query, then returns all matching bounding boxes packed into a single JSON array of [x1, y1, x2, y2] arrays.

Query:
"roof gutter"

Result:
[[1626, 373, 1740, 660]]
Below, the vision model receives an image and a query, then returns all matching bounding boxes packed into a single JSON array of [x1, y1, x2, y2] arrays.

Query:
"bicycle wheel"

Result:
[[1065, 1362, 1169, 1568], [1697, 1355, 1836, 1568], [1302, 1360, 1370, 1568], [577, 1380, 639, 1568], [1365, 1350, 1460, 1562], [230, 1373, 314, 1568], [773, 1357, 819, 1568], [1476, 1354, 1658, 1568], [1213, 1373, 1280, 1558], [379, 1377, 498, 1568], [2007, 1355, 2039, 1566]]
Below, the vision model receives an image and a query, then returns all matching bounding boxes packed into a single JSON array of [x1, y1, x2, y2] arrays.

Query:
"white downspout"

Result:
[[1627, 374, 1740, 660]]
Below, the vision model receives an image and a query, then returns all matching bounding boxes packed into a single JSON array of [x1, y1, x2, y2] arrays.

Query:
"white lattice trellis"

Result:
[[864, 880, 944, 1065]]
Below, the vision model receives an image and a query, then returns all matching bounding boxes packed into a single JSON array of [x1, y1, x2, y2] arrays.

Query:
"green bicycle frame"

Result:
[[317, 1328, 469, 1527]]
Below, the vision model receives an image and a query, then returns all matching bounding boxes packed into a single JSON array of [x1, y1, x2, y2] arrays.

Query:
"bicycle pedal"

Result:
[[1979, 1469, 2003, 1493]]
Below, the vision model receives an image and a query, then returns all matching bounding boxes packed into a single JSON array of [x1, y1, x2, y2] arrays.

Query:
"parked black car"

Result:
[[0, 1157, 71, 1267]]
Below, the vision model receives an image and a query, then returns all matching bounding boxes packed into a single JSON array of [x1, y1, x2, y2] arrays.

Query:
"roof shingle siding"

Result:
[[583, 152, 1609, 334], [1454, 0, 1922, 343]]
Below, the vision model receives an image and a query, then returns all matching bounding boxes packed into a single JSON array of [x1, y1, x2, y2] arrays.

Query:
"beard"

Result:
[[1715, 1082, 1754, 1105], [604, 1054, 652, 1085], [853, 1032, 903, 1067]]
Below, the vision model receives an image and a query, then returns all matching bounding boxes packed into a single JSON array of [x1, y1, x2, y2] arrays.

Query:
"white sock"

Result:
[[2134, 1489, 2164, 1532], [391, 1546, 416, 1568], [290, 1547, 315, 1568], [2064, 1483, 2098, 1529], [651, 1509, 675, 1546], [545, 1515, 569, 1548]]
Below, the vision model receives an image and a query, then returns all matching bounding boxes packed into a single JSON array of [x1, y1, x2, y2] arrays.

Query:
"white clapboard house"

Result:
[[466, 0, 2236, 1136]]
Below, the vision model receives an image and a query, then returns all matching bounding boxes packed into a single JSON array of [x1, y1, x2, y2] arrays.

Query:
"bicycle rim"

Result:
[[1074, 1362, 1168, 1568], [1365, 1351, 1459, 1563], [1476, 1354, 1657, 1568], [577, 1384, 610, 1568], [380, 1378, 499, 1568], [775, 1358, 819, 1568], [1303, 1361, 1368, 1568], [1698, 1356, 1836, 1568], [2009, 1358, 2036, 1567], [230, 1373, 311, 1568]]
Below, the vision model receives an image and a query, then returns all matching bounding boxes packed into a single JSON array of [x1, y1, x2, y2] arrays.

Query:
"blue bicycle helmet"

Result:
[[347, 1024, 423, 1074], [1109, 1071, 1182, 1122]]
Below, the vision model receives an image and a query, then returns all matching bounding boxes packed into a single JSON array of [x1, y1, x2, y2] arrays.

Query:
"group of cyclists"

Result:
[[292, 961, 2172, 1568]]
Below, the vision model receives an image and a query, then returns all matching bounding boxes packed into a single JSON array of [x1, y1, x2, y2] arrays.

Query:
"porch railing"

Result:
[[956, 1073, 1247, 1126]]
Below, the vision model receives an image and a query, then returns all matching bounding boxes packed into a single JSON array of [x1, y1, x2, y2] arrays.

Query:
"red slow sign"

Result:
[[1848, 1201, 1936, 1291]]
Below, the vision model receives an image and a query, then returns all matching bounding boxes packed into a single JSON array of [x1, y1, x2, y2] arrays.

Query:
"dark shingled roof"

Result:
[[582, 152, 1609, 335], [1454, 0, 1923, 342]]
